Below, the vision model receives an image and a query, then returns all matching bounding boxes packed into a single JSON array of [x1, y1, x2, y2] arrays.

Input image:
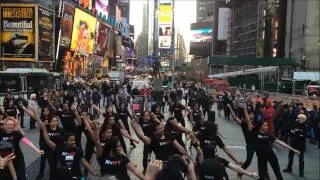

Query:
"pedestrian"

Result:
[[28, 93, 39, 129], [283, 113, 307, 177]]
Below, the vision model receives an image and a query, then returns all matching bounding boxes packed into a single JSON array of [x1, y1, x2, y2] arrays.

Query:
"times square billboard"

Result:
[[189, 21, 213, 57]]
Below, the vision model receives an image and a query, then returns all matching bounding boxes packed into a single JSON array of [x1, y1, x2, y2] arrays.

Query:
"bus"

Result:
[[0, 68, 62, 104]]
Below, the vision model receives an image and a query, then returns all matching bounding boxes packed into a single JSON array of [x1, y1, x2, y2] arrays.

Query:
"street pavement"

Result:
[[22, 102, 320, 180]]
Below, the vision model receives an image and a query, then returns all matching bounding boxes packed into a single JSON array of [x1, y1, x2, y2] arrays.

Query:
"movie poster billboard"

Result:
[[79, 0, 96, 15], [0, 5, 37, 61], [38, 6, 54, 61], [95, 22, 110, 56], [70, 8, 97, 55], [60, 3, 75, 47], [96, 0, 108, 20]]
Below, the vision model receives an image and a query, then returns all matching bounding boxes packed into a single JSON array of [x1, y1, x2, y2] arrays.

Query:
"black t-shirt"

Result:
[[118, 109, 131, 122], [189, 109, 202, 122], [193, 121, 206, 135], [254, 132, 276, 157], [138, 119, 154, 137], [217, 95, 224, 102], [289, 122, 307, 151], [56, 146, 84, 178], [4, 106, 17, 117], [0, 131, 23, 158], [240, 121, 255, 146], [199, 133, 225, 159], [150, 135, 174, 161], [172, 104, 184, 118], [57, 111, 77, 133], [165, 119, 183, 144], [47, 127, 64, 147], [98, 154, 130, 179]]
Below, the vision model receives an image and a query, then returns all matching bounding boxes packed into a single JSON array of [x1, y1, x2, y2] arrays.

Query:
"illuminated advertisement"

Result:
[[79, 0, 96, 15], [95, 22, 110, 56], [60, 3, 75, 47], [159, 3, 172, 24], [70, 8, 97, 55], [191, 28, 213, 43], [38, 6, 54, 61], [0, 5, 36, 61], [96, 0, 108, 20], [159, 3, 172, 49], [189, 22, 213, 56]]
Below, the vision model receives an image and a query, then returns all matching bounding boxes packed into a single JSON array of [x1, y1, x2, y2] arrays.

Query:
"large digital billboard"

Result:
[[189, 21, 213, 56], [96, 0, 108, 20], [60, 3, 75, 47], [70, 8, 97, 55], [159, 3, 172, 49], [0, 5, 37, 62]]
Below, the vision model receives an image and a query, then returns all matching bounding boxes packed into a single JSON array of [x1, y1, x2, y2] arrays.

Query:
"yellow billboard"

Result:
[[70, 8, 97, 55], [0, 4, 37, 62], [159, 3, 172, 24]]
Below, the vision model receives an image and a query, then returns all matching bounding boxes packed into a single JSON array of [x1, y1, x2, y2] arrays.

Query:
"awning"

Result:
[[293, 72, 320, 81], [208, 66, 278, 78]]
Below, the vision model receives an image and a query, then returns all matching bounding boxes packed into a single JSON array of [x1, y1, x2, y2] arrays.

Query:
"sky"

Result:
[[130, 0, 197, 53]]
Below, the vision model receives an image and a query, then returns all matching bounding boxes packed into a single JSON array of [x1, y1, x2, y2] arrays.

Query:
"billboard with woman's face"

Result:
[[70, 8, 97, 55]]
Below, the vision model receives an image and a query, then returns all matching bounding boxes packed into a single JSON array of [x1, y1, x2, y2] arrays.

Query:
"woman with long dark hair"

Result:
[[253, 121, 300, 180]]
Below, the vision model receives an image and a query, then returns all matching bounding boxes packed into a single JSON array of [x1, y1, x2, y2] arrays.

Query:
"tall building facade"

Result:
[[196, 0, 215, 22], [229, 0, 287, 58], [285, 0, 320, 70]]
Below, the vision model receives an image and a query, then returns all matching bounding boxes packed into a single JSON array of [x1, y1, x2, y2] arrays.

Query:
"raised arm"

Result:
[[19, 104, 37, 121], [120, 129, 139, 144], [168, 118, 193, 134], [90, 101, 104, 115], [71, 105, 82, 126], [131, 118, 151, 145], [150, 113, 161, 125], [227, 104, 241, 125], [40, 124, 57, 151], [243, 105, 253, 131], [172, 139, 187, 155]]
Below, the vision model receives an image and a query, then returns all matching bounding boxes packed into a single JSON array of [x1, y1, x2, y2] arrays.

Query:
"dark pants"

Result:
[[30, 117, 36, 129], [121, 118, 134, 144], [143, 145, 152, 172], [19, 110, 25, 127], [46, 150, 58, 180], [258, 153, 283, 180], [287, 150, 304, 174], [243, 145, 255, 169], [85, 139, 95, 163], [39, 140, 46, 175], [14, 156, 27, 180]]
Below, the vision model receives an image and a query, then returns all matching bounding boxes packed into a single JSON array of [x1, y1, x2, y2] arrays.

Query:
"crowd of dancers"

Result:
[[0, 79, 319, 180]]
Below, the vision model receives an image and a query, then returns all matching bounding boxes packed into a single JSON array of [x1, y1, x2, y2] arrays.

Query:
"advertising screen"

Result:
[[95, 22, 110, 56], [159, 3, 172, 24], [79, 0, 96, 15], [60, 3, 75, 47], [191, 28, 213, 43], [189, 22, 213, 56], [96, 0, 108, 20], [38, 6, 54, 61], [0, 5, 36, 61], [70, 8, 97, 55]]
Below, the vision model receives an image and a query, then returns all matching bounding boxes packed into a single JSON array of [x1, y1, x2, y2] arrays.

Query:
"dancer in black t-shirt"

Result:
[[253, 121, 300, 180]]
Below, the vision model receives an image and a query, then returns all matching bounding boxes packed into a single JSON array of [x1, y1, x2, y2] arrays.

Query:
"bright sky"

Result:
[[130, 0, 197, 53]]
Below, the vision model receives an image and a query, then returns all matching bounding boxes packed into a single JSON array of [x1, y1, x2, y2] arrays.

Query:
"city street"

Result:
[[22, 102, 320, 180]]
